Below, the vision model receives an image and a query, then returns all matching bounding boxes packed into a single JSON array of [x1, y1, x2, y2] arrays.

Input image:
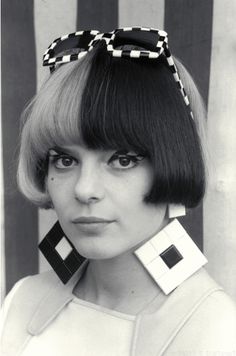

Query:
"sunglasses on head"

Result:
[[43, 26, 193, 119]]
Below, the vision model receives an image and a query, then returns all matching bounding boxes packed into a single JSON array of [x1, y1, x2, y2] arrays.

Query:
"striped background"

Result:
[[1, 0, 236, 301]]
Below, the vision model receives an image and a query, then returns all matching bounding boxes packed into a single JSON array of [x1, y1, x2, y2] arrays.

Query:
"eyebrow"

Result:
[[48, 146, 145, 158], [48, 146, 77, 156]]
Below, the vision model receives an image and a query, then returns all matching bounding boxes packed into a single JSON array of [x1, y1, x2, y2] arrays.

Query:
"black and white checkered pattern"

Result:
[[135, 219, 207, 294], [43, 27, 193, 119], [39, 221, 85, 284], [43, 30, 100, 66]]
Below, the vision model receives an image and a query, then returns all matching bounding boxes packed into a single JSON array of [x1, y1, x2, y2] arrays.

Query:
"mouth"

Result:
[[72, 217, 115, 224], [71, 217, 115, 234]]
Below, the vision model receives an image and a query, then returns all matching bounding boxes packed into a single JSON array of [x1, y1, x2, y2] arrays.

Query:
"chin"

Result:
[[74, 240, 126, 261], [78, 249, 119, 261]]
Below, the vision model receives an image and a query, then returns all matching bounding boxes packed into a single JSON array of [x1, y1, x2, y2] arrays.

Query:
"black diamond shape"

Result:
[[39, 221, 86, 284], [160, 244, 183, 269]]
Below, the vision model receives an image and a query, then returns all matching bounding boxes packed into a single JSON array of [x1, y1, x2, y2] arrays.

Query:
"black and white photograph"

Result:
[[1, 0, 236, 355]]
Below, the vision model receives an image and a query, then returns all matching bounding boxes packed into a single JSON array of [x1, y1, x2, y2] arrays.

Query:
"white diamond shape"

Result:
[[55, 237, 73, 260]]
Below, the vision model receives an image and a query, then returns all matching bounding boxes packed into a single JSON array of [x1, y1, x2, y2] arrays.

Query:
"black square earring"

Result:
[[39, 221, 85, 284]]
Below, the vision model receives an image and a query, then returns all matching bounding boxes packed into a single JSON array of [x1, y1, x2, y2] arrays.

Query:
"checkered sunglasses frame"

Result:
[[43, 27, 193, 119]]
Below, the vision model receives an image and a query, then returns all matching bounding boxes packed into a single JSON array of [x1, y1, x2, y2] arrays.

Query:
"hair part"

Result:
[[18, 42, 207, 209]]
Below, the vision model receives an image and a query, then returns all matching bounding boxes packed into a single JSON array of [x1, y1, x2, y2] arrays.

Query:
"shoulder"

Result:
[[185, 269, 236, 327], [0, 271, 60, 355], [192, 287, 236, 328], [3, 270, 59, 309], [0, 270, 59, 334], [169, 272, 236, 353], [138, 268, 236, 354], [193, 289, 236, 337], [13, 270, 60, 297]]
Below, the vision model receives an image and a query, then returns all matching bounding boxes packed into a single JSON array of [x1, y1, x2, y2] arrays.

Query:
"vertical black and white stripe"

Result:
[[1, 0, 236, 300]]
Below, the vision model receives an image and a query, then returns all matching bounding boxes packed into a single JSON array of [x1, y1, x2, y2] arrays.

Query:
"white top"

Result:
[[1, 269, 236, 355], [18, 296, 136, 356]]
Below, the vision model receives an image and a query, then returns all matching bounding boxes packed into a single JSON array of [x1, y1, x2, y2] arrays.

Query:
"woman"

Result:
[[1, 27, 236, 355]]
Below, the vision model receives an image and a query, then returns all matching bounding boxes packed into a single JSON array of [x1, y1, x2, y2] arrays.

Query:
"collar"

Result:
[[131, 268, 222, 355], [27, 260, 89, 335], [28, 261, 222, 356]]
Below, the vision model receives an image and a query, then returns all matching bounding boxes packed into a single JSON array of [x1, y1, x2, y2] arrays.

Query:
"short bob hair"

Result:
[[18, 41, 207, 209]]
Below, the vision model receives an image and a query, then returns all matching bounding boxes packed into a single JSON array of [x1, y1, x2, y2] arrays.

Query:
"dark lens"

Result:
[[52, 31, 95, 57], [113, 30, 163, 52]]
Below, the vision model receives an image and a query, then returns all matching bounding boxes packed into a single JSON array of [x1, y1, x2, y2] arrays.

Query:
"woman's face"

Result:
[[47, 144, 167, 259]]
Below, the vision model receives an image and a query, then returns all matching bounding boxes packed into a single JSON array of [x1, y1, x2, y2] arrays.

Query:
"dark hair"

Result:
[[79, 43, 205, 207], [18, 42, 206, 208]]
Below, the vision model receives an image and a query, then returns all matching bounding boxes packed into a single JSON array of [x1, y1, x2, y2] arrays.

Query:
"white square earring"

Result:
[[168, 204, 186, 218], [134, 219, 207, 294]]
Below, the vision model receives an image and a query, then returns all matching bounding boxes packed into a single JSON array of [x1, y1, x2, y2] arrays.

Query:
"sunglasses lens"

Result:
[[113, 30, 165, 52], [49, 32, 95, 57]]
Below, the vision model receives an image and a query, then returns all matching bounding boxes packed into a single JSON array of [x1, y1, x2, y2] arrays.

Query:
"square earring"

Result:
[[39, 221, 85, 284], [134, 219, 207, 294], [168, 204, 186, 218]]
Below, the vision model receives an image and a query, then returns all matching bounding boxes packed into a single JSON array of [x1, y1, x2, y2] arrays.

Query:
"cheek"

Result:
[[46, 174, 71, 208], [112, 170, 153, 209], [129, 169, 153, 201], [47, 177, 57, 197], [46, 176, 57, 205]]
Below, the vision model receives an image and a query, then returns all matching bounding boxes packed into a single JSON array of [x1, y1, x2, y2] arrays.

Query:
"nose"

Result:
[[74, 164, 105, 204]]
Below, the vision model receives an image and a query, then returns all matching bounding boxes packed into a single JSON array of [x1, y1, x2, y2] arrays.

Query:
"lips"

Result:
[[71, 216, 115, 234], [72, 216, 114, 224]]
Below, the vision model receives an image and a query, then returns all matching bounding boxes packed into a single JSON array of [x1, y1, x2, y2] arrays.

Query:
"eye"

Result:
[[48, 150, 78, 169], [108, 152, 145, 170]]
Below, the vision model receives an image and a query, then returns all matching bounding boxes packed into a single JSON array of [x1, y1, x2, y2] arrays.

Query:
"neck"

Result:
[[74, 219, 169, 314], [76, 251, 161, 314]]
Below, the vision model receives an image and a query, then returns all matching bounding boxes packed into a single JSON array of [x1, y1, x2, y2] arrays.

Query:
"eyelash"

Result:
[[48, 151, 145, 171], [48, 154, 77, 169], [108, 153, 144, 169]]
